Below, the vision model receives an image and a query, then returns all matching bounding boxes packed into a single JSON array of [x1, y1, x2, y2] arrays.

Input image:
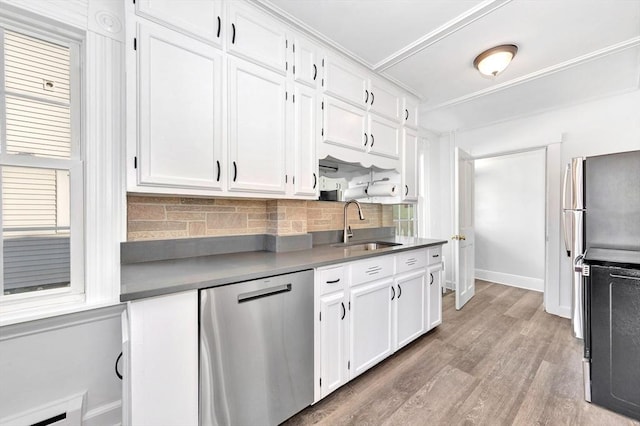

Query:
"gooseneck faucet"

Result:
[[343, 200, 365, 243]]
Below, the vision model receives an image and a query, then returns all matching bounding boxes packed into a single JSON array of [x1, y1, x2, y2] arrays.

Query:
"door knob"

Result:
[[451, 235, 466, 241]]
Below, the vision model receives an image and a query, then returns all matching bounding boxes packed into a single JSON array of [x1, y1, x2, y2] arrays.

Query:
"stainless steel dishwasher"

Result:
[[199, 269, 314, 426]]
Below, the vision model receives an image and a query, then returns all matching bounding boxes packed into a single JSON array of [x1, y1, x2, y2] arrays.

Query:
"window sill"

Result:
[[0, 298, 121, 327]]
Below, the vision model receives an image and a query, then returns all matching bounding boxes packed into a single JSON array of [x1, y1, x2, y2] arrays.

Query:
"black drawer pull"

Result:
[[231, 23, 236, 44], [405, 109, 409, 120], [216, 160, 220, 182], [233, 161, 237, 182], [364, 133, 368, 146], [370, 91, 374, 105], [391, 286, 395, 300], [216, 16, 221, 38], [326, 278, 340, 284], [397, 284, 402, 298], [313, 172, 317, 189], [313, 64, 317, 80], [432, 254, 440, 258], [430, 273, 434, 285], [341, 302, 346, 320], [370, 133, 374, 147], [405, 185, 409, 196], [365, 90, 369, 103]]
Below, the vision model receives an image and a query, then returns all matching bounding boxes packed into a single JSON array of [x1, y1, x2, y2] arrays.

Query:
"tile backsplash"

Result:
[[127, 195, 394, 241]]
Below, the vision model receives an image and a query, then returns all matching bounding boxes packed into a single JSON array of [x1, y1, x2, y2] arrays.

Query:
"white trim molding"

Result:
[[475, 269, 544, 292]]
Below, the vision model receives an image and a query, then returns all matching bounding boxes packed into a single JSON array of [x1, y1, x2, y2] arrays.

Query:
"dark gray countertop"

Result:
[[121, 236, 447, 301]]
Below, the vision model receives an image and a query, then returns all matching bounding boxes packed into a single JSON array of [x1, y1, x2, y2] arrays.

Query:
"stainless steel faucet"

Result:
[[343, 200, 365, 243]]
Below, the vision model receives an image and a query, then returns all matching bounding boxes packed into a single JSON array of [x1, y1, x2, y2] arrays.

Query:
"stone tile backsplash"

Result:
[[127, 195, 394, 241]]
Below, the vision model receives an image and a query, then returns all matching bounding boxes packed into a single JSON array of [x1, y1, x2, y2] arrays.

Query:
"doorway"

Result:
[[474, 149, 546, 291]]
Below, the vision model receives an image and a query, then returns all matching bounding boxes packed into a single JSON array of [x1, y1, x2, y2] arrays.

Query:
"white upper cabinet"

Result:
[[290, 83, 319, 197], [368, 113, 400, 160], [135, 0, 223, 46], [402, 128, 419, 201], [369, 78, 402, 122], [136, 21, 223, 190], [228, 57, 287, 194], [323, 96, 367, 152], [293, 35, 321, 89], [226, 1, 287, 75], [323, 53, 368, 109], [403, 96, 419, 129]]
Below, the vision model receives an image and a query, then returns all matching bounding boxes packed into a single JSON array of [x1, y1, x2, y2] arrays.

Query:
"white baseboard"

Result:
[[475, 269, 544, 292], [83, 399, 121, 426], [547, 304, 571, 319]]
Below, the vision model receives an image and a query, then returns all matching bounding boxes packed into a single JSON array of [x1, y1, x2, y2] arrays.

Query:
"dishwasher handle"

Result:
[[238, 283, 292, 303]]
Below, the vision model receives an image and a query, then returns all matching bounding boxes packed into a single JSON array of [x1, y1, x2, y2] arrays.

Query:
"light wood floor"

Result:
[[285, 280, 640, 426]]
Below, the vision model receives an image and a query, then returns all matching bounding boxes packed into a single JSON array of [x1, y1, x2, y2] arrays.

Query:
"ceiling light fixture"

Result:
[[473, 44, 518, 77]]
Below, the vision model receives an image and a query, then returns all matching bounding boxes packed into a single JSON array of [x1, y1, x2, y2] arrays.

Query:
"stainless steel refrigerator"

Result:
[[563, 150, 640, 419], [562, 157, 586, 339]]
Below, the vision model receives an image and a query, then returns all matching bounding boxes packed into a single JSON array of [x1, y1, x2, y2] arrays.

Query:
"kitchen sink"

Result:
[[330, 241, 403, 251]]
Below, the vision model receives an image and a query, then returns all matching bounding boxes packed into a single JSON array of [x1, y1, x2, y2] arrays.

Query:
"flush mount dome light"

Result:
[[473, 44, 518, 77]]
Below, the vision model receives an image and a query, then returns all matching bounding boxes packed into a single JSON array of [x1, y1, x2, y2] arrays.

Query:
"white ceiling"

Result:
[[260, 0, 640, 133]]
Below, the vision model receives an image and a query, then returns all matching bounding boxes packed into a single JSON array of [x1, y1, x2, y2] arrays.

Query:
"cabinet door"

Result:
[[227, 1, 287, 74], [427, 264, 443, 330], [349, 277, 393, 379], [402, 128, 418, 201], [403, 96, 419, 129], [395, 269, 426, 350], [323, 96, 367, 153], [369, 79, 401, 122], [137, 22, 223, 190], [291, 84, 318, 197], [293, 36, 320, 88], [319, 291, 349, 398], [228, 57, 287, 194], [323, 53, 368, 108], [368, 113, 400, 160], [128, 291, 199, 426], [136, 0, 222, 46]]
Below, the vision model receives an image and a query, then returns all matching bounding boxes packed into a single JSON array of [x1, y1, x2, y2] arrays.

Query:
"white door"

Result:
[[427, 264, 443, 329], [135, 0, 222, 46], [137, 22, 223, 190], [319, 291, 349, 398], [228, 57, 287, 194], [368, 78, 401, 122], [402, 128, 418, 201], [291, 84, 318, 197], [368, 113, 400, 160], [226, 1, 287, 74], [454, 147, 475, 310], [395, 269, 425, 349], [293, 36, 320, 88], [322, 96, 367, 152], [349, 277, 393, 379]]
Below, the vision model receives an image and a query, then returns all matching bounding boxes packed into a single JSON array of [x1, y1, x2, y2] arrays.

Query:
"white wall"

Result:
[[474, 149, 546, 291], [428, 89, 640, 317], [0, 306, 124, 425]]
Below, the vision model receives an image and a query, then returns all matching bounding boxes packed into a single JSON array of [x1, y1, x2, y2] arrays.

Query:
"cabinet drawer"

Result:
[[396, 249, 427, 274], [351, 255, 394, 286], [428, 246, 442, 265], [317, 265, 346, 294]]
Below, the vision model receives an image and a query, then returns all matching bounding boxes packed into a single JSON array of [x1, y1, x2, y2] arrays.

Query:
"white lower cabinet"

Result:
[[125, 291, 199, 426], [394, 268, 426, 350], [315, 246, 444, 401], [349, 277, 394, 378]]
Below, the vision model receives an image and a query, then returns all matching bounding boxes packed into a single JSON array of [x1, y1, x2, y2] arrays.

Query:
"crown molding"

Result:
[[373, 0, 513, 72], [424, 37, 640, 112]]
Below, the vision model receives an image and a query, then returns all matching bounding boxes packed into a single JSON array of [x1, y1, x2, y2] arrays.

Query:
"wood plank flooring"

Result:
[[285, 280, 640, 426]]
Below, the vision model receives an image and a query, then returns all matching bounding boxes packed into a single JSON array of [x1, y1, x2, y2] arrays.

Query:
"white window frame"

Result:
[[0, 4, 125, 325], [0, 21, 85, 313]]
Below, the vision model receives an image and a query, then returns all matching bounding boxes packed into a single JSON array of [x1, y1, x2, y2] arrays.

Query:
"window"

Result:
[[0, 26, 83, 304], [393, 204, 417, 237]]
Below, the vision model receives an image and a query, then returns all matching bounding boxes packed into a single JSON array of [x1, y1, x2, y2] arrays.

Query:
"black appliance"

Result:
[[576, 150, 640, 420]]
